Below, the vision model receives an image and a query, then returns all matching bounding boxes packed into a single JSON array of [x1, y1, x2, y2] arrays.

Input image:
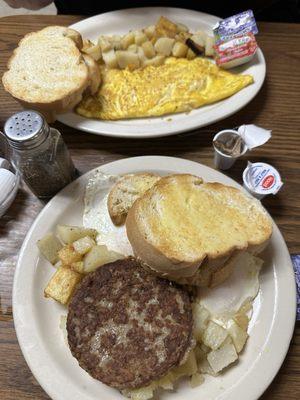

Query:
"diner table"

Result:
[[0, 14, 299, 400]]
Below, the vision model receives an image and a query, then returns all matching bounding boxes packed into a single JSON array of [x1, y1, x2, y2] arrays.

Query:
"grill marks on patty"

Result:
[[67, 257, 193, 390]]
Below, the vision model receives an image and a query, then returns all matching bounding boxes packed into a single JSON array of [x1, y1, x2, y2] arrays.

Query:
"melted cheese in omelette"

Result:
[[76, 57, 253, 120]]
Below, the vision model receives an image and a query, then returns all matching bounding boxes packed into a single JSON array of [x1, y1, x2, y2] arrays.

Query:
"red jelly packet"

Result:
[[215, 32, 258, 67]]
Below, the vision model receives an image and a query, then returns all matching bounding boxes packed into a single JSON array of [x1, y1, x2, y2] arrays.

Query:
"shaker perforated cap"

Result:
[[3, 111, 49, 148]]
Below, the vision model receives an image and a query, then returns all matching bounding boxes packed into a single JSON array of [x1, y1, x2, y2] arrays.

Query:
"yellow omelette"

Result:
[[76, 57, 253, 120]]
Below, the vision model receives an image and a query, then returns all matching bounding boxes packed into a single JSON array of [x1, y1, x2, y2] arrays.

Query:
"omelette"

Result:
[[76, 57, 253, 120]]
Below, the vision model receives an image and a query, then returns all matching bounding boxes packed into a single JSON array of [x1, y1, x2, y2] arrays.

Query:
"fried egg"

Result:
[[76, 57, 253, 120], [198, 252, 263, 318]]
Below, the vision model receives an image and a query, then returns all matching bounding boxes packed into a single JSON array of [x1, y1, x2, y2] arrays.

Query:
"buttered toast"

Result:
[[108, 173, 161, 226], [2, 26, 101, 122], [126, 174, 272, 286]]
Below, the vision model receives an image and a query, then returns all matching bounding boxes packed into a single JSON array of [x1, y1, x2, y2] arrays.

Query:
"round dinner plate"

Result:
[[13, 156, 295, 400], [57, 7, 266, 138]]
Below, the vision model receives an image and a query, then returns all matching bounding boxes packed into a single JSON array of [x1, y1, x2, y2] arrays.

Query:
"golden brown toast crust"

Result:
[[126, 174, 272, 286]]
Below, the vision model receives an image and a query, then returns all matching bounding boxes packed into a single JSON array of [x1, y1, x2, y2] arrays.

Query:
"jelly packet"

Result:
[[213, 10, 258, 43], [243, 162, 283, 199], [213, 10, 259, 69], [215, 32, 258, 69]]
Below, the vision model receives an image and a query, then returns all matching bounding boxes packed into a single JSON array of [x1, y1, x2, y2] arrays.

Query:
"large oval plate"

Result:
[[57, 7, 266, 138], [13, 156, 295, 400]]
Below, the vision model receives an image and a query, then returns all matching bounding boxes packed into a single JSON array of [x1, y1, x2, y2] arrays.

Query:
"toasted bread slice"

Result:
[[2, 26, 100, 122], [108, 173, 161, 226], [126, 174, 272, 286]]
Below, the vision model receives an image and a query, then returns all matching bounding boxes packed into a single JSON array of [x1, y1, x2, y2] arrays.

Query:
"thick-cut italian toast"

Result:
[[108, 173, 161, 226], [126, 174, 272, 287], [2, 26, 101, 122]]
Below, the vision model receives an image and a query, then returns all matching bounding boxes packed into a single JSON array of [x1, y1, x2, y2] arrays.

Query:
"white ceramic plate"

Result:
[[13, 156, 295, 400], [57, 7, 266, 138]]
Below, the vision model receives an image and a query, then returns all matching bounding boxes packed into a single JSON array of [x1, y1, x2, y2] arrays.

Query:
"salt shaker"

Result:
[[3, 111, 76, 198]]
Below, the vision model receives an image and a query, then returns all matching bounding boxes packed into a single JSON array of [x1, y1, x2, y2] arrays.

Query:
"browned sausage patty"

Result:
[[67, 257, 193, 390]]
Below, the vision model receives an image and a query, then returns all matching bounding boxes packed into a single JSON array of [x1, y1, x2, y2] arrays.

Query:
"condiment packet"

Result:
[[213, 10, 258, 69], [215, 33, 258, 69], [243, 162, 283, 199], [213, 10, 258, 44], [291, 255, 300, 321]]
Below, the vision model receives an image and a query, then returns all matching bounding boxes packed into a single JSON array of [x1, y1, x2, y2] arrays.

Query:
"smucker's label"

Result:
[[243, 162, 283, 198], [215, 32, 257, 67]]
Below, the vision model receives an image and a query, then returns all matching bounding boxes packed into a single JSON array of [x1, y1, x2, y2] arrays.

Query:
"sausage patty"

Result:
[[67, 257, 193, 390]]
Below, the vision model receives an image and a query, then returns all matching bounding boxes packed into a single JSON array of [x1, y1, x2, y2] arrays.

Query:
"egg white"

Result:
[[83, 169, 133, 256]]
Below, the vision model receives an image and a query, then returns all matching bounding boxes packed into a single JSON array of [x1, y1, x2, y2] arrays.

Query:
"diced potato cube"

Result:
[[172, 41, 188, 58], [98, 35, 112, 52], [141, 41, 156, 58], [44, 266, 82, 305], [127, 385, 154, 400], [194, 345, 206, 363], [190, 373, 204, 388], [175, 31, 191, 43], [82, 40, 102, 61], [157, 374, 173, 390], [172, 350, 197, 380], [71, 261, 85, 274], [58, 245, 82, 266], [116, 50, 140, 69], [155, 16, 178, 38], [191, 33, 206, 47], [194, 30, 207, 42], [128, 44, 138, 53], [193, 303, 210, 340], [142, 55, 165, 67], [186, 48, 196, 60], [234, 301, 252, 330], [37, 233, 63, 264], [73, 236, 95, 255], [111, 35, 122, 50], [227, 319, 248, 353], [56, 225, 97, 244], [83, 245, 124, 273], [176, 22, 188, 32], [137, 47, 146, 63], [154, 37, 175, 56], [102, 49, 118, 68], [207, 337, 238, 374], [144, 25, 156, 39], [121, 32, 135, 49], [202, 320, 228, 350], [234, 313, 249, 331], [198, 356, 218, 376], [205, 36, 215, 57], [134, 31, 148, 45]]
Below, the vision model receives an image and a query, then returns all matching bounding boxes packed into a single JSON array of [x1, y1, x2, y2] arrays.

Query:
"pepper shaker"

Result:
[[3, 111, 76, 199]]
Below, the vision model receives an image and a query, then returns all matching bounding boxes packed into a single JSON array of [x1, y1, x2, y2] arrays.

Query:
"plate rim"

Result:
[[13, 156, 296, 400], [57, 7, 266, 138]]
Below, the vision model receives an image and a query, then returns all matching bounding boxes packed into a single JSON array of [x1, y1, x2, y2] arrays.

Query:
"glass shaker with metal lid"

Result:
[[3, 110, 76, 198]]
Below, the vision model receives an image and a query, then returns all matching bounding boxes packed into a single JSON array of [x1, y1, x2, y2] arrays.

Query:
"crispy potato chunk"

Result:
[[44, 267, 82, 305], [58, 245, 82, 266], [155, 16, 179, 38], [56, 225, 97, 245], [72, 236, 95, 255], [71, 261, 85, 274], [37, 233, 63, 264], [202, 320, 228, 350]]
